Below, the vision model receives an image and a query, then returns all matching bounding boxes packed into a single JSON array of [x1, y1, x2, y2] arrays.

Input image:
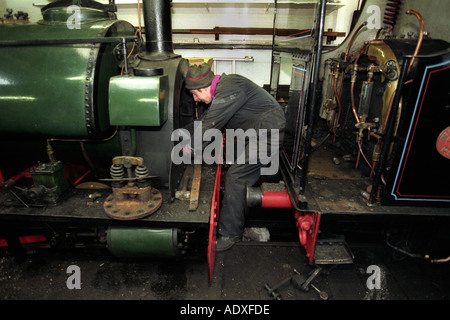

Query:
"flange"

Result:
[[103, 185, 162, 220]]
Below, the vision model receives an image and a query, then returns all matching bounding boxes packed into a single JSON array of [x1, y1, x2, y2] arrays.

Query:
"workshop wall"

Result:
[[0, 0, 358, 86], [394, 0, 450, 42]]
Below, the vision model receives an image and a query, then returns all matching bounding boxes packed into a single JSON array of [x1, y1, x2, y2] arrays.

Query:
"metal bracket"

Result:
[[294, 211, 321, 264]]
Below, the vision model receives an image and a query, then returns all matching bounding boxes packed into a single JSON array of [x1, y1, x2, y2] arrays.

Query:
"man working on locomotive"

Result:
[[183, 62, 286, 252]]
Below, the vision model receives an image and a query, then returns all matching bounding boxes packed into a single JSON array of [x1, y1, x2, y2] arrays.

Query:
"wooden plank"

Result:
[[189, 164, 202, 211], [175, 165, 193, 200]]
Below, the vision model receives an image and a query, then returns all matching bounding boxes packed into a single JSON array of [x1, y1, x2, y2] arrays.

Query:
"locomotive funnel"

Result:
[[141, 0, 180, 61]]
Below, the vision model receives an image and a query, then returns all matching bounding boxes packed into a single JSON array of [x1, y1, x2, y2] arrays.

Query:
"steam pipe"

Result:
[[335, 22, 367, 128], [344, 22, 367, 62], [431, 256, 450, 263], [405, 10, 425, 77], [350, 75, 360, 123], [345, 23, 368, 125]]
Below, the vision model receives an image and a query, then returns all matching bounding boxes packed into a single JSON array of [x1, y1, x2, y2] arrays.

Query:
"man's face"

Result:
[[190, 87, 212, 104]]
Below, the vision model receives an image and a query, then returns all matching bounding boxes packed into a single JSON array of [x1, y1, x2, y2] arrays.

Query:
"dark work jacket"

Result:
[[186, 73, 286, 152]]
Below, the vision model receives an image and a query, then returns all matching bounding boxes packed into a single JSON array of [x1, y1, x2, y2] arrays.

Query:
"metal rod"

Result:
[[299, 0, 327, 193], [122, 37, 128, 75], [269, 0, 278, 93], [174, 43, 272, 50], [280, 157, 306, 211], [0, 36, 138, 47], [369, 55, 413, 204]]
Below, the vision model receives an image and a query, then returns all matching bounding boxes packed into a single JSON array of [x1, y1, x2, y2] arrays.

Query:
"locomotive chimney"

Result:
[[141, 0, 179, 60]]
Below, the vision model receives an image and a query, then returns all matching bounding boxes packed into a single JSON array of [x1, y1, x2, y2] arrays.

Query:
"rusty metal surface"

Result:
[[103, 186, 163, 221]]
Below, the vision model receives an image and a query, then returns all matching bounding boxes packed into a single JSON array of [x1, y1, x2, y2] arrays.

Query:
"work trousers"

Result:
[[218, 161, 264, 238], [218, 128, 284, 238]]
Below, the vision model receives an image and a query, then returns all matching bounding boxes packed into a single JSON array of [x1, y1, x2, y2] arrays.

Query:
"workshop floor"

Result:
[[1, 238, 449, 303]]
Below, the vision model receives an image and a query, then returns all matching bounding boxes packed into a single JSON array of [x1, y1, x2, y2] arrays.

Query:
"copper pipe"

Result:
[[356, 144, 361, 168], [356, 140, 373, 170], [350, 78, 360, 123], [406, 10, 425, 77], [351, 43, 370, 125], [345, 22, 367, 62], [431, 255, 450, 263], [336, 22, 367, 111], [329, 107, 335, 130], [370, 92, 396, 176], [337, 72, 344, 112], [375, 28, 383, 39], [370, 132, 382, 140], [341, 23, 368, 168], [339, 23, 367, 127]]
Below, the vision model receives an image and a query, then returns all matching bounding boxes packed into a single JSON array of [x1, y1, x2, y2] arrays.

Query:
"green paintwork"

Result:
[[0, 5, 135, 138], [107, 227, 178, 258], [109, 75, 169, 127]]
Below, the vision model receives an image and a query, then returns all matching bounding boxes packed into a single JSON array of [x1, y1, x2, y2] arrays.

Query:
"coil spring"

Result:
[[110, 163, 125, 179], [135, 165, 149, 179], [383, 0, 401, 33]]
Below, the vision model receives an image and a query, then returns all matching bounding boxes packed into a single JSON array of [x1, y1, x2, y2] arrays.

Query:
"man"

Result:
[[184, 63, 285, 251]]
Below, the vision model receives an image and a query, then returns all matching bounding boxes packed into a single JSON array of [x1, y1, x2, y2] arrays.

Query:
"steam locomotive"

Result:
[[0, 0, 449, 283], [0, 0, 204, 260]]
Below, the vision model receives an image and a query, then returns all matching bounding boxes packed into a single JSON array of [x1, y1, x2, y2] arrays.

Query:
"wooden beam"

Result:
[[189, 164, 202, 211]]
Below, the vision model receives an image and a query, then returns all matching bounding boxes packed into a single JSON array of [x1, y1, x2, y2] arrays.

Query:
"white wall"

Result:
[[2, 0, 448, 87], [2, 0, 448, 89], [394, 0, 450, 42], [0, 0, 42, 21]]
